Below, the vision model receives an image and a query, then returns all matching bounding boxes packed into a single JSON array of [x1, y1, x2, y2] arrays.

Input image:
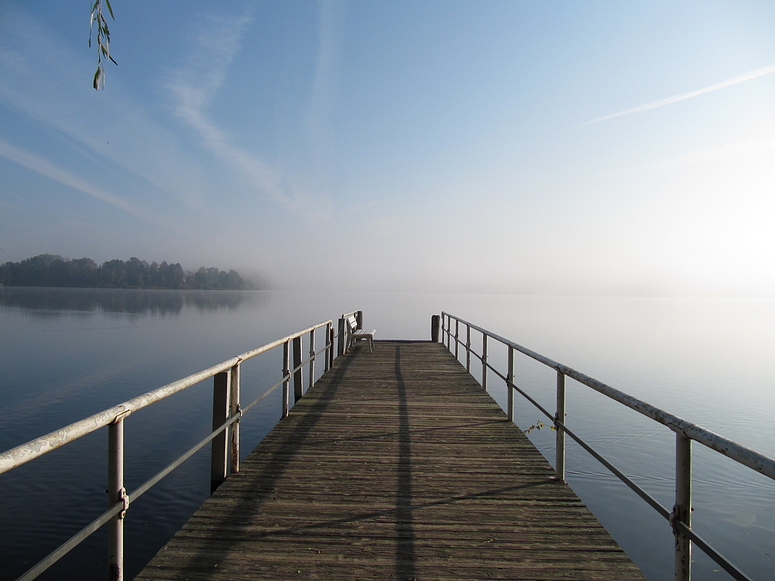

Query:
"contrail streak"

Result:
[[0, 138, 163, 224], [583, 61, 775, 126]]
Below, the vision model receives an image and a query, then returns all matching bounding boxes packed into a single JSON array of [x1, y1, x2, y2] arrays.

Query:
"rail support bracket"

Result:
[[112, 407, 131, 424], [117, 487, 130, 519]]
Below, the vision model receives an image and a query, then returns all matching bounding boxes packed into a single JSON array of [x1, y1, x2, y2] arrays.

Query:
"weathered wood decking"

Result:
[[136, 341, 645, 580]]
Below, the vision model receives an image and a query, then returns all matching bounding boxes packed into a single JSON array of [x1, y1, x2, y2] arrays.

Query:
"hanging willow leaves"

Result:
[[89, 0, 117, 90]]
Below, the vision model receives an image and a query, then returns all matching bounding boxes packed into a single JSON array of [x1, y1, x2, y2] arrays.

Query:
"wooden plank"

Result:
[[136, 341, 646, 581]]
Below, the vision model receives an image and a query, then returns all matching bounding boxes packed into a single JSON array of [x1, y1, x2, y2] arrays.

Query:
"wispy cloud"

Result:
[[165, 8, 341, 225], [0, 138, 162, 224], [583, 61, 775, 126], [166, 11, 292, 207]]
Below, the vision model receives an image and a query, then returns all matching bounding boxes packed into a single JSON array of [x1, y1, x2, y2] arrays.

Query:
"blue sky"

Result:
[[1, 1, 774, 295]]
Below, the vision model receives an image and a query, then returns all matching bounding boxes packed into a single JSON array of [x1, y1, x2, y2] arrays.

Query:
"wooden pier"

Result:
[[136, 341, 645, 580]]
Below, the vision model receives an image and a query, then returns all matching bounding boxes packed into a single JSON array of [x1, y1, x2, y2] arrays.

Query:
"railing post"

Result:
[[211, 371, 230, 493], [229, 363, 240, 475], [454, 319, 459, 359], [308, 328, 315, 390], [356, 310, 363, 329], [431, 315, 440, 342], [466, 324, 471, 372], [282, 340, 290, 418], [293, 336, 303, 403], [337, 316, 346, 356], [326, 322, 334, 370], [108, 413, 128, 581], [555, 371, 566, 482], [481, 333, 488, 390], [674, 432, 693, 581], [507, 346, 514, 423]]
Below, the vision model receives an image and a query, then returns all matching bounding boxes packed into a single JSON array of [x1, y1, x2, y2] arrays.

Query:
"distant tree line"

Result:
[[0, 254, 254, 290]]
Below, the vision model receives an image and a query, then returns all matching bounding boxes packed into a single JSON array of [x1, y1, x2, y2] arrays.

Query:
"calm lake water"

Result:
[[1, 287, 774, 581]]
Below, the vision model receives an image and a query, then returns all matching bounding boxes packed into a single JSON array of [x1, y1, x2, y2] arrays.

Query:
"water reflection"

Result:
[[2, 292, 774, 581], [0, 287, 261, 316]]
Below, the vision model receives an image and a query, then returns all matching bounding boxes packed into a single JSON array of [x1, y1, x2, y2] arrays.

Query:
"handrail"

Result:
[[0, 312, 363, 581], [0, 320, 330, 474], [441, 312, 775, 480], [0, 357, 239, 474], [439, 311, 774, 581]]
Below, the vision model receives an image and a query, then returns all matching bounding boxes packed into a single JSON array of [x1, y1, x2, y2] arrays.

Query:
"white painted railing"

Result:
[[0, 310, 365, 581], [437, 312, 775, 581]]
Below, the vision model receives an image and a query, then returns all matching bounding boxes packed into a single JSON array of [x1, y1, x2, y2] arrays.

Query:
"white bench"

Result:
[[345, 315, 375, 353]]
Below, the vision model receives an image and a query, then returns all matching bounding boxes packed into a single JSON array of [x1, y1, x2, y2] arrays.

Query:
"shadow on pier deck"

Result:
[[136, 341, 645, 580]]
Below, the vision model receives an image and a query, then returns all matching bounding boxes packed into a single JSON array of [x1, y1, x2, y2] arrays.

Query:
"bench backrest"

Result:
[[346, 315, 358, 333]]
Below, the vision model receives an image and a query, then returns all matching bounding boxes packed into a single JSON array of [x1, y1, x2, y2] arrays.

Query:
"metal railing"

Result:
[[438, 312, 775, 581], [0, 310, 365, 581]]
